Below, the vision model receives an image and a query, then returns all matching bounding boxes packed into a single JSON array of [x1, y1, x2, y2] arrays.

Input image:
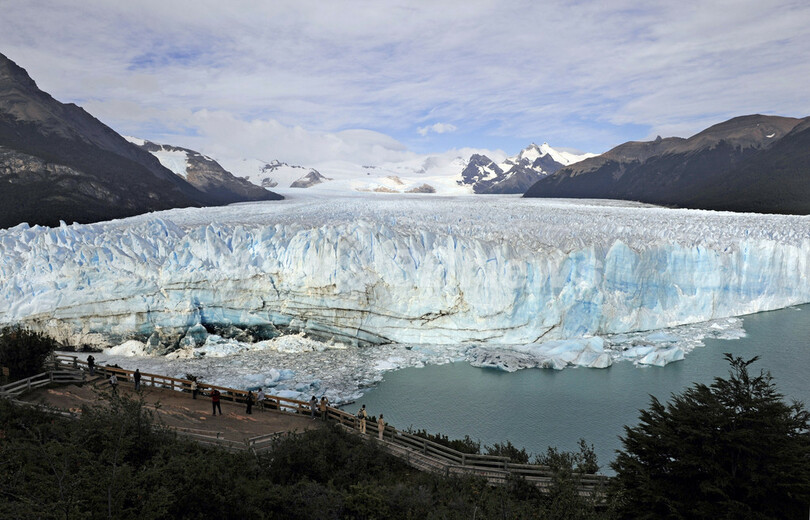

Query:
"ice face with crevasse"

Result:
[[3, 195, 809, 402]]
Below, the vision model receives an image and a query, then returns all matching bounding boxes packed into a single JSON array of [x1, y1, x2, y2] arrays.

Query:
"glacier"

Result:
[[2, 194, 810, 391]]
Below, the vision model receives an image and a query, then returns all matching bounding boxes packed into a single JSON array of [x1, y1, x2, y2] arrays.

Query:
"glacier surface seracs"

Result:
[[2, 195, 810, 370]]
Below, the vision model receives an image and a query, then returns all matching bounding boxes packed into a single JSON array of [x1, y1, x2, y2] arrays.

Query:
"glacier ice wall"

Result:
[[1, 196, 809, 350]]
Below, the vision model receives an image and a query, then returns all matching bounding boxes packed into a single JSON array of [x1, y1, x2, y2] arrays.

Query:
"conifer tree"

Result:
[[612, 354, 810, 519]]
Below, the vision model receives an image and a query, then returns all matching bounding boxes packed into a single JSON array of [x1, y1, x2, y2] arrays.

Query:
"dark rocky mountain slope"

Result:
[[524, 115, 810, 214], [0, 53, 279, 229], [129, 138, 281, 205]]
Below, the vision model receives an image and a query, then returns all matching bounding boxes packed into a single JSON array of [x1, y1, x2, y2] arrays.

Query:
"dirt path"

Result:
[[19, 377, 322, 442]]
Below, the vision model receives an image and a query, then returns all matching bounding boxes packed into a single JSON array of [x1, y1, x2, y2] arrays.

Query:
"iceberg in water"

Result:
[[1, 196, 809, 372]]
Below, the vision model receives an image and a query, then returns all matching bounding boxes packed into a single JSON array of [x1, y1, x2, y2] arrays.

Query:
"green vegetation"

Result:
[[0, 325, 58, 380], [2, 351, 808, 519], [612, 354, 810, 519], [0, 393, 606, 519], [406, 427, 481, 455]]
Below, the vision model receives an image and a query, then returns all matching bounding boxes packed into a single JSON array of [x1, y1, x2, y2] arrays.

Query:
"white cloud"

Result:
[[181, 110, 414, 166], [1, 0, 809, 156], [417, 123, 458, 136]]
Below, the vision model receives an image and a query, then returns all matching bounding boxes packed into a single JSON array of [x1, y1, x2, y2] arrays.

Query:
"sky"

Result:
[[1, 0, 809, 165]]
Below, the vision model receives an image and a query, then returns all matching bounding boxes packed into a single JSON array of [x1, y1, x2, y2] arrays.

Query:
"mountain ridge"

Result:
[[0, 52, 280, 229], [125, 137, 282, 205], [459, 142, 594, 194], [524, 114, 810, 214]]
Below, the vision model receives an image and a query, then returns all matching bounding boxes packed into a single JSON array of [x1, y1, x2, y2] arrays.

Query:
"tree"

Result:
[[611, 354, 810, 519], [0, 325, 58, 380], [535, 439, 607, 520], [485, 439, 530, 463]]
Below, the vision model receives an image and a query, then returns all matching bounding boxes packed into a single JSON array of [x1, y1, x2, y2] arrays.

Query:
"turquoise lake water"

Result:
[[347, 305, 810, 474]]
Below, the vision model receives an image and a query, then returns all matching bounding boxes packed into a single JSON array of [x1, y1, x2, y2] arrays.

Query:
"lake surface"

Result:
[[347, 304, 810, 474]]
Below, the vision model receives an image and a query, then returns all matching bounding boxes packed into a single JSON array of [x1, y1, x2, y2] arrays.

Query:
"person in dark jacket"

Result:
[[134, 369, 141, 391], [246, 391, 254, 414], [358, 404, 367, 433], [211, 388, 222, 415]]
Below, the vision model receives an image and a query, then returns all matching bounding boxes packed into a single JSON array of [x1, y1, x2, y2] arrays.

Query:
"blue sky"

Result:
[[1, 0, 809, 165]]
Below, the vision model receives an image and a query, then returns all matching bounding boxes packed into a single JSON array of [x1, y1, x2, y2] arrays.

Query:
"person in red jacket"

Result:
[[211, 388, 222, 415]]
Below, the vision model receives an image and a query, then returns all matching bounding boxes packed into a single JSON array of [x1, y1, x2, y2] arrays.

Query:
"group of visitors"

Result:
[[86, 357, 389, 439], [98, 366, 136, 395], [106, 368, 140, 392], [356, 404, 386, 440], [309, 395, 331, 420]]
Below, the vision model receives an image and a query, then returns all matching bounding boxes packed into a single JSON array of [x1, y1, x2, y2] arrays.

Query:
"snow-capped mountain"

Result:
[[219, 143, 593, 197], [289, 168, 332, 188], [221, 154, 472, 195], [459, 143, 595, 194], [125, 137, 281, 204], [243, 159, 312, 188]]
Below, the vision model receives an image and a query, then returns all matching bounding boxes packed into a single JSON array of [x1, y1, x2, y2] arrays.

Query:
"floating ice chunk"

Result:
[[274, 389, 304, 404], [242, 373, 270, 388], [621, 345, 655, 359], [193, 335, 245, 357], [268, 333, 329, 353], [165, 346, 193, 359], [373, 356, 406, 371], [576, 350, 612, 368], [104, 340, 147, 357], [637, 347, 685, 367], [544, 358, 568, 370], [644, 331, 680, 342]]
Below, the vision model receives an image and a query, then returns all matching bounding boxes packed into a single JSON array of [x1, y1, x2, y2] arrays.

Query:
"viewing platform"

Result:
[[1, 353, 609, 495]]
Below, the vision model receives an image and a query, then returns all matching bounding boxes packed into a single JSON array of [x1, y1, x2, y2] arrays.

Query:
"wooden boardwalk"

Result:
[[2, 354, 610, 496]]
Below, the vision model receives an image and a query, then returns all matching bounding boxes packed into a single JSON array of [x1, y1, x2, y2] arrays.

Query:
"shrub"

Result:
[[485, 439, 530, 464], [405, 428, 481, 455], [0, 325, 58, 380]]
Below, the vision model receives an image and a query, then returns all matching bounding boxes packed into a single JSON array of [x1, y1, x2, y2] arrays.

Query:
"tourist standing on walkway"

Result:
[[377, 414, 385, 440], [319, 396, 329, 421], [134, 369, 141, 391], [310, 396, 318, 419], [109, 373, 118, 393], [358, 404, 368, 433], [211, 388, 222, 415], [191, 379, 198, 399], [256, 388, 265, 410], [246, 391, 254, 414], [87, 355, 95, 376]]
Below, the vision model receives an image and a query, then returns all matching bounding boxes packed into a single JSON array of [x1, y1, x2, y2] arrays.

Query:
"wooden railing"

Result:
[[52, 353, 317, 415], [48, 353, 609, 492], [0, 368, 85, 398]]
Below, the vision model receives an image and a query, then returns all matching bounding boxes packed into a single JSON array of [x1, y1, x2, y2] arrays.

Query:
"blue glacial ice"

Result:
[[2, 195, 810, 383]]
